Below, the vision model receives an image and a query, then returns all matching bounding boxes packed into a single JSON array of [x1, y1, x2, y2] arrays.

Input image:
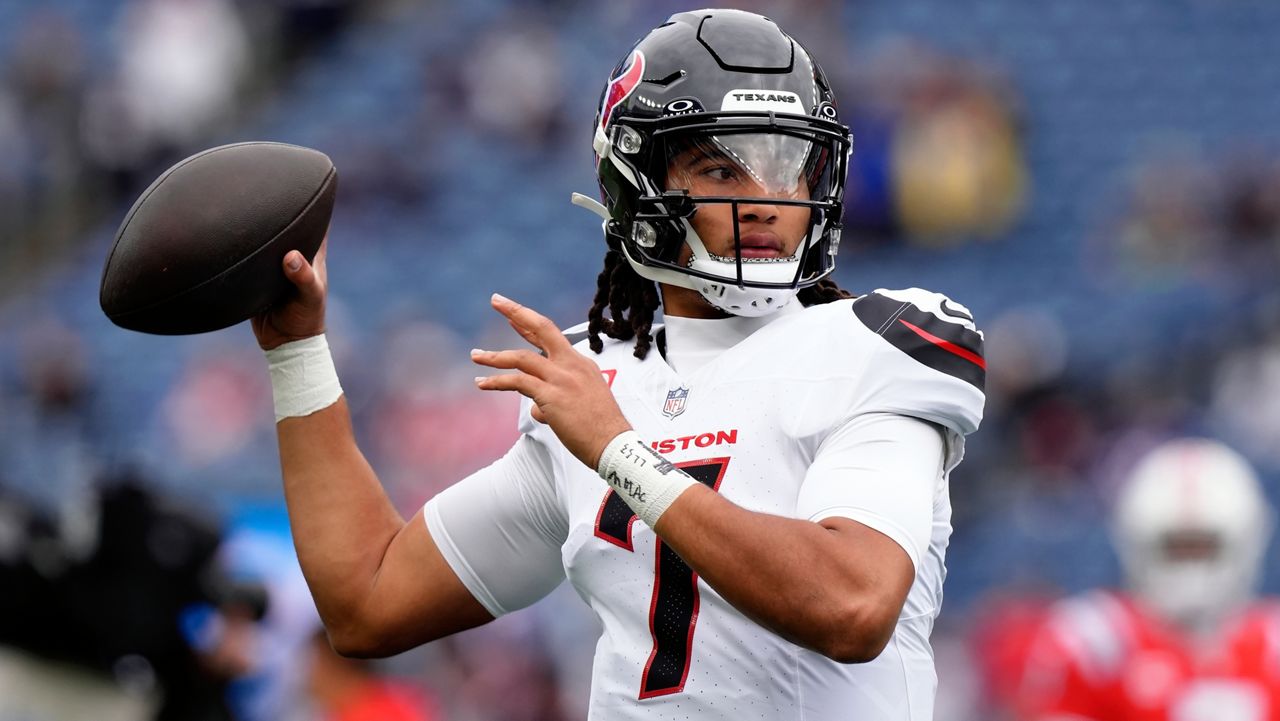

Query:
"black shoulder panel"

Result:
[[852, 293, 985, 390]]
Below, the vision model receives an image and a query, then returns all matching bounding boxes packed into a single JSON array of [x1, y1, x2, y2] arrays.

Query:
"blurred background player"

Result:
[[1011, 438, 1279, 721]]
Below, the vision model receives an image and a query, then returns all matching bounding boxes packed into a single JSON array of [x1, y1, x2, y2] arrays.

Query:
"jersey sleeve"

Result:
[[851, 288, 986, 470], [423, 433, 568, 617], [795, 412, 945, 572]]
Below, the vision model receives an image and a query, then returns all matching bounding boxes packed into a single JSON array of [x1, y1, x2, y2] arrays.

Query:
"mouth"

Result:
[[734, 233, 785, 259]]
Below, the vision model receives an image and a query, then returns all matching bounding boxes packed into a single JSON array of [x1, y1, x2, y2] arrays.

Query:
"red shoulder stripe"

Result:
[[898, 319, 987, 370]]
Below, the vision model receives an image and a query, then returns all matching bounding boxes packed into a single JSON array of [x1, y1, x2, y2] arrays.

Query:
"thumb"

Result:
[[283, 251, 323, 304]]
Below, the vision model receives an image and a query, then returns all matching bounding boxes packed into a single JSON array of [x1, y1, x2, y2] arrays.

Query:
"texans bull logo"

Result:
[[599, 50, 646, 135]]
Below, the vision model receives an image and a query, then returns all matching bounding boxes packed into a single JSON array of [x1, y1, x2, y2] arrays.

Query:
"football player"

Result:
[[252, 9, 986, 720], [1014, 438, 1279, 721]]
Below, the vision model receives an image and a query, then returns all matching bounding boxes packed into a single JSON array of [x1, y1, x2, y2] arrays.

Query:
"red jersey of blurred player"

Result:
[[1014, 438, 1278, 721]]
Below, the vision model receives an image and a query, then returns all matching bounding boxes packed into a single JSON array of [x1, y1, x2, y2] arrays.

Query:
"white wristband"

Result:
[[265, 335, 343, 422], [597, 431, 697, 527]]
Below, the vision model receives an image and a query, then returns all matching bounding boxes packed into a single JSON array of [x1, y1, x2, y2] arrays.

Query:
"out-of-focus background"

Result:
[[2, 0, 1280, 719]]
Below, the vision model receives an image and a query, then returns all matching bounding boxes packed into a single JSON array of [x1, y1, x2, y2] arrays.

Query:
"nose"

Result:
[[736, 193, 779, 224]]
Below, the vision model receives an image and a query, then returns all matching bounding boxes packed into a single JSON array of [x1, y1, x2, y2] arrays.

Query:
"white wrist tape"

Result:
[[265, 335, 343, 422], [597, 431, 697, 527]]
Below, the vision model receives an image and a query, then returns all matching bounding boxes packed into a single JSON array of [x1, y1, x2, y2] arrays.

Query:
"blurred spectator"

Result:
[[0, 315, 100, 512], [368, 321, 521, 508], [842, 40, 1027, 245], [159, 346, 272, 470], [114, 0, 250, 153], [1224, 158, 1280, 243], [1210, 328, 1280, 469], [1, 9, 88, 276], [1221, 156, 1280, 282], [211, 506, 444, 721], [459, 16, 567, 149], [80, 0, 251, 203], [6, 10, 85, 120], [264, 0, 360, 67], [981, 308, 1069, 412], [1090, 145, 1280, 294], [215, 515, 319, 721], [891, 46, 1026, 243], [1110, 149, 1222, 286], [0, 87, 25, 246]]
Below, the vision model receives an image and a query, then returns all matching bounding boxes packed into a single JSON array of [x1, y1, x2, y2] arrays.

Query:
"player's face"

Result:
[[1160, 530, 1221, 562], [664, 134, 813, 263]]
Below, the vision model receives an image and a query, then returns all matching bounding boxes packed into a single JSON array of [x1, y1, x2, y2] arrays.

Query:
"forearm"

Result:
[[276, 397, 404, 631], [653, 485, 907, 662]]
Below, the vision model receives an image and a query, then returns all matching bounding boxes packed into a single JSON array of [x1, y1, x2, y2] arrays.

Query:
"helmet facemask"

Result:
[[604, 111, 850, 316]]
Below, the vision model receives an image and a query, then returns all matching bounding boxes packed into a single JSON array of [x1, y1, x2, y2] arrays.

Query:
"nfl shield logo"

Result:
[[662, 387, 689, 419]]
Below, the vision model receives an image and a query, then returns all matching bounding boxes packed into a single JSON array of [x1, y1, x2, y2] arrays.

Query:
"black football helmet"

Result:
[[573, 9, 852, 316]]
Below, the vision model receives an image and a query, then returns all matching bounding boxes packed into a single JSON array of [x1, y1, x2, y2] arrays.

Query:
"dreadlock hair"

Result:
[[797, 278, 855, 307], [586, 249, 662, 359], [586, 251, 854, 360]]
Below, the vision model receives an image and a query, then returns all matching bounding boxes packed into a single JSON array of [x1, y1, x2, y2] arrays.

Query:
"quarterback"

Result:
[[253, 9, 985, 721]]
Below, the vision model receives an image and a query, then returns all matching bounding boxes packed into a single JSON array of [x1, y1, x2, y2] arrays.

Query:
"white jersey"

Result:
[[425, 289, 985, 720]]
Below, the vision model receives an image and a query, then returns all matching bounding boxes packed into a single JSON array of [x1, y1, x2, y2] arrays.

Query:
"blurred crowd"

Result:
[[4, 0, 1280, 720], [0, 0, 359, 295]]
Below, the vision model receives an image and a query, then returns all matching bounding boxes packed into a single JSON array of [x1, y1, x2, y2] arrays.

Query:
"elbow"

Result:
[[325, 623, 384, 660], [823, 634, 892, 665], [323, 615, 402, 660], [817, 601, 899, 664]]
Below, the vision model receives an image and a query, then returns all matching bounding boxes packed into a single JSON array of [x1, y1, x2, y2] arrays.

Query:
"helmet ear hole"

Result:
[[631, 222, 658, 248]]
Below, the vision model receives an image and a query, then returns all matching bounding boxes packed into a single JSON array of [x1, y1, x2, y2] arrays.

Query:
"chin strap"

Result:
[[571, 192, 611, 221]]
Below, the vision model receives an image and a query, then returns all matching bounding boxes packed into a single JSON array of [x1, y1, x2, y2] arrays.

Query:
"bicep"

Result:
[[357, 436, 568, 654], [356, 506, 496, 654]]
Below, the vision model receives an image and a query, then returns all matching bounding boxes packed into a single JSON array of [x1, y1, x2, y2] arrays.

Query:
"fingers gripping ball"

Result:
[[100, 142, 337, 335]]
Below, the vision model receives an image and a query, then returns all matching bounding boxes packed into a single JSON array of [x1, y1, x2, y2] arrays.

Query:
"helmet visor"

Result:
[[661, 131, 832, 204]]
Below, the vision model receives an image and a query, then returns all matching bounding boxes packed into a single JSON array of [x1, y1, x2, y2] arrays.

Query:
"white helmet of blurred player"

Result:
[[1113, 438, 1273, 632]]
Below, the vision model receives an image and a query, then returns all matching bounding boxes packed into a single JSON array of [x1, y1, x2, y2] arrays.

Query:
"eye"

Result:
[[701, 165, 737, 182]]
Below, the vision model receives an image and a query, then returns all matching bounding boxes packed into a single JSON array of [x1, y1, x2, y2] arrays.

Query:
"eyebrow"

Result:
[[680, 148, 731, 168]]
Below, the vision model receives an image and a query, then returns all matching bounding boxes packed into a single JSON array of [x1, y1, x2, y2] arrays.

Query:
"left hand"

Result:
[[472, 293, 632, 469]]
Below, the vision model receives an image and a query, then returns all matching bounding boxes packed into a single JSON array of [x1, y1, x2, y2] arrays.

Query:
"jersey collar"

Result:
[[659, 303, 801, 375]]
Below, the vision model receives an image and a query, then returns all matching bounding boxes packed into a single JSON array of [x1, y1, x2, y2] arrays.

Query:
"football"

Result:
[[99, 142, 337, 335]]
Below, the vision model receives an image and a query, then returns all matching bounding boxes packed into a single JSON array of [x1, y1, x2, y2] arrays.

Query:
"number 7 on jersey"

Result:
[[593, 457, 730, 699]]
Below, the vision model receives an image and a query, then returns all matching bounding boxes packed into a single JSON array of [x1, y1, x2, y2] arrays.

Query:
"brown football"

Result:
[[100, 142, 337, 335]]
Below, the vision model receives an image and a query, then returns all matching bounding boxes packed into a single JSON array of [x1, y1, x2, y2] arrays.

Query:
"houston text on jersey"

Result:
[[650, 429, 738, 455]]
